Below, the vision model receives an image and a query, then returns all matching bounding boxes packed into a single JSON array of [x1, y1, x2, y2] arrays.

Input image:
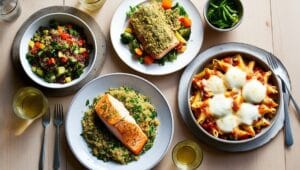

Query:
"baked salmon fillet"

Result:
[[130, 1, 179, 59], [95, 94, 148, 155]]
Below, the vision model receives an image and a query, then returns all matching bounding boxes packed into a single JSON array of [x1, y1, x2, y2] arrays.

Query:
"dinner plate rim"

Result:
[[110, 0, 204, 76], [65, 72, 174, 169]]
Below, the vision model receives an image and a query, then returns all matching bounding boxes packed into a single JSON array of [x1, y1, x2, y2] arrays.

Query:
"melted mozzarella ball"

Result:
[[216, 115, 240, 133], [209, 94, 233, 117], [225, 67, 247, 89], [237, 103, 260, 125], [242, 79, 267, 103], [203, 75, 226, 94]]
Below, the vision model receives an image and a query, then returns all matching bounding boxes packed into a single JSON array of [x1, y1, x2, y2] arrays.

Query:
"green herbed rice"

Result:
[[81, 87, 160, 164]]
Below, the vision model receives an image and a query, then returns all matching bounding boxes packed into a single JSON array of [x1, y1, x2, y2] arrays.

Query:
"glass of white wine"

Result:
[[13, 87, 48, 120], [79, 0, 106, 11], [172, 140, 203, 170]]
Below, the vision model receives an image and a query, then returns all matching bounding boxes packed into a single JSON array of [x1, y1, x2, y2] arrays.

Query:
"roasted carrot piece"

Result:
[[179, 17, 192, 28], [143, 56, 154, 65], [134, 48, 143, 56], [162, 0, 172, 10]]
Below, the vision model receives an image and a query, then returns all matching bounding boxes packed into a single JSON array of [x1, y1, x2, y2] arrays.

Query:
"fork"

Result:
[[53, 104, 64, 170], [266, 54, 294, 146], [267, 55, 300, 116], [39, 108, 50, 170]]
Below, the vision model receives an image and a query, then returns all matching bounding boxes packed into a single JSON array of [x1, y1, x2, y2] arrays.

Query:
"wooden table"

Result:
[[1, 0, 299, 169]]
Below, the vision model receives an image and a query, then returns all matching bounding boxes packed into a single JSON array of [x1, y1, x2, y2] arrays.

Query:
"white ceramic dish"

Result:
[[110, 0, 203, 76], [186, 50, 282, 144], [203, 0, 244, 32], [19, 13, 97, 89], [178, 42, 290, 152], [66, 73, 174, 170]]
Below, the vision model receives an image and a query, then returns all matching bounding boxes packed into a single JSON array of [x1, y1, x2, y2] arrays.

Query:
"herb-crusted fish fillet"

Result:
[[130, 1, 179, 59], [95, 94, 148, 155]]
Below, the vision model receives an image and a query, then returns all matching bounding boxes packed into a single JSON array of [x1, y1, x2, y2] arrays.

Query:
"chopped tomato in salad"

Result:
[[26, 20, 92, 84]]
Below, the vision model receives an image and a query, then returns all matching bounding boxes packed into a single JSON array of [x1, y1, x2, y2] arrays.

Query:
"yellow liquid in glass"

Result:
[[80, 0, 106, 11], [176, 146, 196, 165], [14, 90, 45, 119]]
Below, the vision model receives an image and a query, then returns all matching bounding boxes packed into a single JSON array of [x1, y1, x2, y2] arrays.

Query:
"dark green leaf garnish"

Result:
[[207, 0, 241, 29], [85, 99, 90, 106]]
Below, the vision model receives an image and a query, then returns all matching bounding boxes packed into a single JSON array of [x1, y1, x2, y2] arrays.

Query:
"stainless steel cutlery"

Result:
[[53, 104, 64, 170], [39, 108, 50, 170], [38, 104, 64, 170], [266, 53, 294, 146], [267, 54, 300, 117]]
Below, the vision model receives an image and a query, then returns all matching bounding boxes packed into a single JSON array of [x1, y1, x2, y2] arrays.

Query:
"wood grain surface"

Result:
[[0, 0, 299, 170]]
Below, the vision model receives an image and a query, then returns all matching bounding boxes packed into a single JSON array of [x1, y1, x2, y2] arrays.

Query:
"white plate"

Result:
[[66, 73, 174, 170], [110, 0, 203, 76]]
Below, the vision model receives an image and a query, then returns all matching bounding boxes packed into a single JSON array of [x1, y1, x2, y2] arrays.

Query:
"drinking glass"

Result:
[[13, 87, 48, 120], [172, 140, 203, 170], [79, 0, 106, 11], [0, 0, 21, 22]]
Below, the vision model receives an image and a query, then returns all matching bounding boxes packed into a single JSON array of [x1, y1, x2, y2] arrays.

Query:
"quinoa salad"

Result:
[[81, 87, 160, 164]]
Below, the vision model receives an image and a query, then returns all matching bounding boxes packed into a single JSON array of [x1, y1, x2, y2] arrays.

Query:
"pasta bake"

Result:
[[190, 54, 279, 140]]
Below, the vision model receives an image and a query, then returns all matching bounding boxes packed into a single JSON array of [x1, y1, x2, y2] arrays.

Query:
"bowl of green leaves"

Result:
[[204, 0, 243, 31]]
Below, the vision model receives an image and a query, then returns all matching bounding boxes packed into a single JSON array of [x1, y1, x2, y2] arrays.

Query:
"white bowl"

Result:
[[187, 52, 282, 144], [203, 0, 244, 32], [19, 13, 97, 89]]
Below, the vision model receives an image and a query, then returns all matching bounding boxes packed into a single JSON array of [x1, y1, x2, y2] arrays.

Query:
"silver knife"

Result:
[[282, 79, 293, 147]]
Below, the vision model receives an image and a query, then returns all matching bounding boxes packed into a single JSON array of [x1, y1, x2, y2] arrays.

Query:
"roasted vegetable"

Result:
[[120, 32, 134, 44], [129, 39, 140, 54], [162, 0, 172, 10], [179, 17, 192, 28], [178, 28, 191, 40], [172, 2, 188, 16], [126, 6, 138, 17]]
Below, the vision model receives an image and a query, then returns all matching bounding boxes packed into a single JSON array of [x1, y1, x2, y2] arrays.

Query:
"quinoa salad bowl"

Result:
[[19, 13, 97, 89]]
